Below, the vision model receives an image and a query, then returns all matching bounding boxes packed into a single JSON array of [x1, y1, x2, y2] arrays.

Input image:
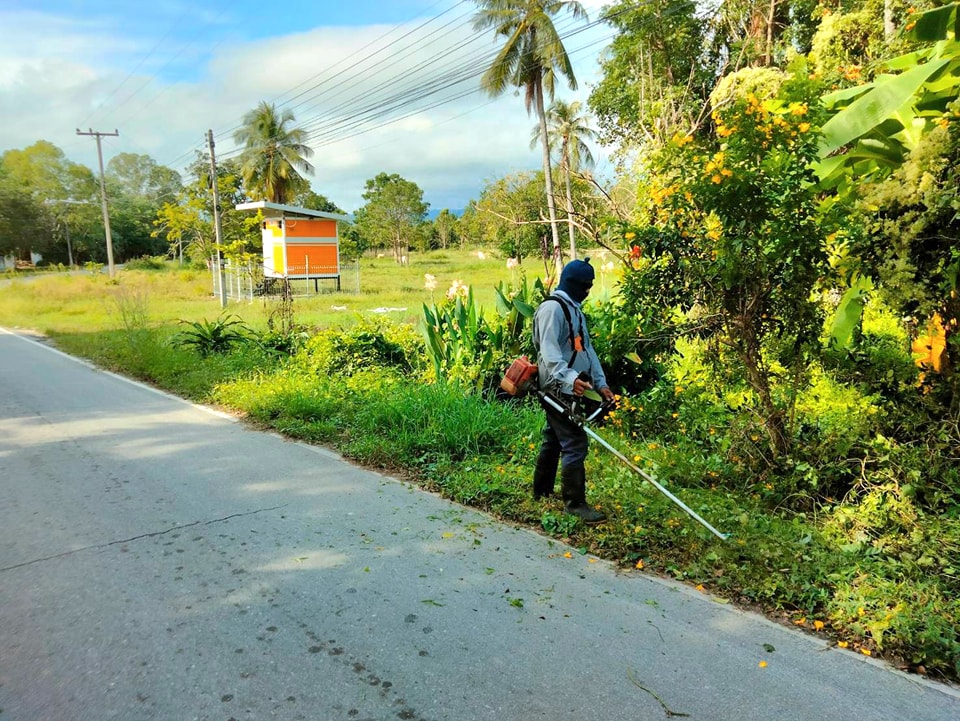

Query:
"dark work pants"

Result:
[[539, 397, 589, 470]]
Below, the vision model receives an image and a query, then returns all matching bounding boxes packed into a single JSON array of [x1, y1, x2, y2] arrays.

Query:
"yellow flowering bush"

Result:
[[632, 86, 833, 459]]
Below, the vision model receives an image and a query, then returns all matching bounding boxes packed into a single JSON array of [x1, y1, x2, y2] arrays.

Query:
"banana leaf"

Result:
[[819, 58, 951, 157]]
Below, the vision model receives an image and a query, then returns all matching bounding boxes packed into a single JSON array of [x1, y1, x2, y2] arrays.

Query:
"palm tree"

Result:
[[473, 0, 587, 279], [233, 102, 314, 204], [533, 99, 595, 259]]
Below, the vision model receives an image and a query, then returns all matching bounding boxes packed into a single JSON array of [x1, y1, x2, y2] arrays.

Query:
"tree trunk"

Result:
[[884, 0, 895, 41], [735, 315, 790, 458], [765, 0, 777, 66], [563, 146, 576, 260], [535, 82, 563, 280], [393, 231, 403, 264]]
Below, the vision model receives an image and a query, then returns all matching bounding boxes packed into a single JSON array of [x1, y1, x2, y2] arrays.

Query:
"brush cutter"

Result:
[[539, 390, 729, 542]]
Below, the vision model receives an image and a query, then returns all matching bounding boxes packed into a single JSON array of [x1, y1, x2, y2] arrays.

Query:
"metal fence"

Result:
[[211, 259, 361, 301]]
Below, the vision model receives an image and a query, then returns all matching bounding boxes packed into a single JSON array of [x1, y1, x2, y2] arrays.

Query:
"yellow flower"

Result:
[[790, 103, 808, 116], [625, 231, 636, 240], [721, 168, 733, 177], [711, 175, 722, 184], [813, 620, 825, 631], [563, 551, 573, 558], [837, 641, 849, 649], [635, 559, 644, 569], [861, 648, 872, 656], [759, 660, 768, 668], [798, 122, 811, 133], [695, 584, 705, 592]]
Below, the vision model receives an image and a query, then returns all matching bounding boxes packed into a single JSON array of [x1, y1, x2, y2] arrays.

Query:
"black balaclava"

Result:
[[557, 258, 595, 303]]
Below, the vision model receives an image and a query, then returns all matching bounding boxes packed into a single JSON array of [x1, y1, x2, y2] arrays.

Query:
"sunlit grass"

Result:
[[0, 249, 556, 334]]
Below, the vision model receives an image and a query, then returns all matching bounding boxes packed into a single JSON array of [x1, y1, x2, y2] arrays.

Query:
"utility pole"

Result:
[[76, 128, 119, 278], [207, 129, 227, 308]]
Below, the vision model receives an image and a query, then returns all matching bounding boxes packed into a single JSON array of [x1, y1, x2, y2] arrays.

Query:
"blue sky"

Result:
[[1, 0, 613, 211]]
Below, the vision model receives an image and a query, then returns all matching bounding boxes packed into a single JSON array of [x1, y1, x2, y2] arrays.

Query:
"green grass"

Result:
[[0, 249, 554, 333]]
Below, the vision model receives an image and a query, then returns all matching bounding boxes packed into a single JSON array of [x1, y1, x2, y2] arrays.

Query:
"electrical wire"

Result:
[[77, 6, 196, 130], [163, 4, 624, 171]]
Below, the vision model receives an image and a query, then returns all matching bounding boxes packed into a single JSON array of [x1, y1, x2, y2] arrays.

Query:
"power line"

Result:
[[253, 14, 604, 150], [77, 6, 196, 129], [163, 6, 617, 171]]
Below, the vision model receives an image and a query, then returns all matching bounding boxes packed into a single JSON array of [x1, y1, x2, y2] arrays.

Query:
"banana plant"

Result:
[[814, 3, 960, 185], [815, 4, 959, 346], [491, 275, 538, 355]]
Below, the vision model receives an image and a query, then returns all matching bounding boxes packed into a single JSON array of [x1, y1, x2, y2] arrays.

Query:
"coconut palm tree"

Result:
[[532, 99, 596, 259], [233, 102, 314, 205], [473, 0, 587, 279]]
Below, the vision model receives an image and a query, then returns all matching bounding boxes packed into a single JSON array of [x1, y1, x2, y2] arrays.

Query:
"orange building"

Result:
[[235, 201, 351, 287]]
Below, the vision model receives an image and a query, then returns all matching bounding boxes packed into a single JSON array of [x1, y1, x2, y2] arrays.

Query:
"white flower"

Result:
[[477, 251, 486, 260], [424, 273, 437, 291], [506, 258, 519, 270], [446, 279, 468, 300], [602, 261, 615, 273]]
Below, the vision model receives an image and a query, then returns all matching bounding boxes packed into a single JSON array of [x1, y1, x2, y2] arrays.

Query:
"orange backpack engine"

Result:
[[499, 355, 539, 396]]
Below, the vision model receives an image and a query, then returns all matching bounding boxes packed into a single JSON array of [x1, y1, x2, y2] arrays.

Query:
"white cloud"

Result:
[[1, 4, 614, 213]]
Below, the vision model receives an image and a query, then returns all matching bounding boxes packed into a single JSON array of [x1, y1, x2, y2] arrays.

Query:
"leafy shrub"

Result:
[[123, 255, 170, 271], [297, 320, 420, 377], [172, 314, 252, 357], [791, 366, 880, 476], [823, 331, 918, 400], [422, 275, 541, 392]]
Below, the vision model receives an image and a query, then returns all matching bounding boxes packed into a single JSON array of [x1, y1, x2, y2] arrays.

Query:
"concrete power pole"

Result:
[[76, 128, 119, 278], [207, 130, 227, 308]]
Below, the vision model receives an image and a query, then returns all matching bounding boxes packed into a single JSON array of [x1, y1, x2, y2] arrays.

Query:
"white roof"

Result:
[[235, 200, 351, 222]]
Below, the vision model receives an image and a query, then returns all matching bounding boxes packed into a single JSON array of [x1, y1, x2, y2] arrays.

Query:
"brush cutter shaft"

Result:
[[582, 426, 728, 542], [539, 392, 728, 542]]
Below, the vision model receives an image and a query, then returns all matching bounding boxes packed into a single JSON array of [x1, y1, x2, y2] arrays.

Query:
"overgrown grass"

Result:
[[0, 250, 557, 332], [2, 256, 958, 681]]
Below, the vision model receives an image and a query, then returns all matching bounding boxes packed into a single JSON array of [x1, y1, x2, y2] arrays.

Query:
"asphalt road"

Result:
[[1, 327, 958, 721]]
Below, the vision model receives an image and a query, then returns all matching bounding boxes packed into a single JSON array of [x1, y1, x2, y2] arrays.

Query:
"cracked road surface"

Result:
[[1, 328, 958, 721]]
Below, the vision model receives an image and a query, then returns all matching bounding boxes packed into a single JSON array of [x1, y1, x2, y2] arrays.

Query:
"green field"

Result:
[[0, 250, 561, 332]]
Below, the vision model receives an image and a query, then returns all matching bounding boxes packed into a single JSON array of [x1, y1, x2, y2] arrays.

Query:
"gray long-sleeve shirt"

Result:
[[532, 289, 608, 395]]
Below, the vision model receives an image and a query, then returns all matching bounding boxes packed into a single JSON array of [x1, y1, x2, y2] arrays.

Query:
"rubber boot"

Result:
[[532, 447, 560, 499], [561, 464, 606, 524]]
